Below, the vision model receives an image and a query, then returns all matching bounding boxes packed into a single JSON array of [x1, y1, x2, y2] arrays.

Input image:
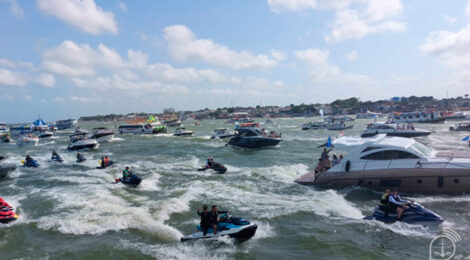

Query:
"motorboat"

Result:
[[36, 131, 53, 138], [119, 115, 167, 134], [443, 111, 466, 120], [326, 122, 353, 130], [74, 127, 89, 135], [211, 128, 235, 139], [295, 135, 470, 194], [228, 128, 282, 148], [0, 160, 16, 179], [265, 119, 274, 124], [364, 202, 444, 225], [174, 127, 193, 136], [67, 133, 98, 151], [181, 213, 257, 243], [356, 112, 383, 119], [90, 127, 115, 142], [361, 123, 431, 138], [226, 117, 254, 124], [235, 123, 259, 130], [325, 115, 355, 122], [389, 111, 445, 123], [449, 122, 470, 131], [16, 134, 38, 146], [55, 119, 77, 130], [0, 123, 8, 133], [302, 121, 326, 130]]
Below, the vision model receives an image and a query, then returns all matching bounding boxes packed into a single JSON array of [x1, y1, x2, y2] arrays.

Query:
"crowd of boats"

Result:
[[1, 110, 470, 243]]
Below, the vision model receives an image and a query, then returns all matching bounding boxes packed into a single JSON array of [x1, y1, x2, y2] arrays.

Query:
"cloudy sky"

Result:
[[1, 0, 470, 122]]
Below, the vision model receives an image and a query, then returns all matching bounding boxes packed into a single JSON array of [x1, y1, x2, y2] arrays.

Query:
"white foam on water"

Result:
[[109, 137, 125, 142], [137, 172, 160, 191], [410, 195, 470, 203], [252, 221, 275, 239], [245, 163, 309, 184], [362, 219, 437, 238]]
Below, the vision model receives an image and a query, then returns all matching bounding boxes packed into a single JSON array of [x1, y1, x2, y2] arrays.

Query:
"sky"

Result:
[[1, 0, 470, 122]]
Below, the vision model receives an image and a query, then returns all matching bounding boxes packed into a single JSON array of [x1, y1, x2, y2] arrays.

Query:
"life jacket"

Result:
[[379, 194, 390, 207], [104, 158, 110, 164]]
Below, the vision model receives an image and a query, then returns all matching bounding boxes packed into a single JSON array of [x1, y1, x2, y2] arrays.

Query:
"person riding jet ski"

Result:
[[365, 188, 444, 225], [181, 205, 258, 243], [23, 155, 39, 168], [96, 156, 113, 169], [76, 153, 86, 163], [198, 158, 227, 174], [51, 150, 63, 163], [115, 167, 142, 186]]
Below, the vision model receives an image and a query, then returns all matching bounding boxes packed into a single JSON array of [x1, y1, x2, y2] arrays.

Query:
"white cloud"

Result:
[[466, 0, 470, 18], [442, 15, 457, 24], [271, 49, 286, 61], [273, 80, 284, 87], [38, 0, 118, 35], [0, 58, 34, 70], [0, 68, 28, 87], [34, 73, 55, 87], [147, 63, 240, 83], [163, 25, 278, 69], [137, 32, 148, 40], [118, 3, 127, 12], [325, 8, 405, 43], [295, 48, 370, 83], [346, 51, 358, 61], [3, 0, 24, 18], [70, 96, 102, 103], [267, 0, 405, 43], [42, 40, 146, 77]]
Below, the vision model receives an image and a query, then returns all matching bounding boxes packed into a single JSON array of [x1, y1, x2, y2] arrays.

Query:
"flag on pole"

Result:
[[463, 136, 469, 141], [326, 136, 332, 148]]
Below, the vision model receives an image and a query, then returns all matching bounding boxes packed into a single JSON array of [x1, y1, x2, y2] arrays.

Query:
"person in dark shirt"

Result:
[[197, 205, 214, 236]]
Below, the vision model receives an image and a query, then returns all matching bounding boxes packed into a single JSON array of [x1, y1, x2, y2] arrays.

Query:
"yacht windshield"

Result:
[[409, 142, 433, 157]]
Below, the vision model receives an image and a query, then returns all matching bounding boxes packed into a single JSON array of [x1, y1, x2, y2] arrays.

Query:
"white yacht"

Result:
[[302, 121, 326, 130], [211, 128, 235, 139], [67, 133, 98, 150], [361, 122, 431, 138], [356, 112, 383, 119], [55, 119, 77, 130], [389, 111, 445, 123], [295, 136, 470, 194], [118, 116, 166, 134]]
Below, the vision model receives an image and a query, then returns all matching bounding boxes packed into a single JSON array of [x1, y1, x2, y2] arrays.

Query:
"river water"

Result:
[[0, 118, 469, 259]]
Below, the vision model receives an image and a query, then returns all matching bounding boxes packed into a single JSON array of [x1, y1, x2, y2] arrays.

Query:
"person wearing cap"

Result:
[[122, 167, 132, 180], [389, 188, 409, 219], [197, 205, 213, 236]]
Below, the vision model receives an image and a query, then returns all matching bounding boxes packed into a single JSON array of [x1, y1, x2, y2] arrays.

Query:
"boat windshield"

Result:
[[409, 142, 433, 157]]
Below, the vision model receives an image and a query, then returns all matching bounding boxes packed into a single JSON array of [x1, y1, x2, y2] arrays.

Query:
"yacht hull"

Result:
[[361, 131, 431, 138]]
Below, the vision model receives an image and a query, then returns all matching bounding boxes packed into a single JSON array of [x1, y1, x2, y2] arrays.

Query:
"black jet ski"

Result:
[[364, 202, 444, 225], [76, 154, 86, 163], [115, 174, 142, 187], [198, 162, 227, 174], [181, 213, 257, 243], [0, 206, 18, 224], [50, 154, 63, 163], [96, 161, 114, 169]]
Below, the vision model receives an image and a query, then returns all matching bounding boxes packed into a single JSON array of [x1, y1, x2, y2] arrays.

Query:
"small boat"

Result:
[[0, 162, 16, 179], [17, 134, 38, 146], [361, 122, 431, 138], [326, 122, 353, 130], [449, 122, 470, 131], [265, 119, 274, 124], [67, 133, 98, 151], [174, 127, 193, 136], [37, 131, 53, 138], [55, 119, 77, 130], [364, 203, 444, 225], [119, 115, 167, 134], [389, 111, 445, 123], [228, 128, 282, 148], [164, 119, 182, 127], [181, 213, 257, 243], [302, 121, 326, 130], [74, 127, 88, 135], [211, 128, 235, 139], [90, 127, 115, 142]]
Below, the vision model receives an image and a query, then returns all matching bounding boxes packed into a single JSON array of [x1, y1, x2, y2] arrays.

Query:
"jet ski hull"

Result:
[[96, 161, 114, 169], [181, 223, 257, 243], [118, 176, 142, 187], [364, 204, 444, 225], [0, 163, 16, 179], [0, 207, 18, 224]]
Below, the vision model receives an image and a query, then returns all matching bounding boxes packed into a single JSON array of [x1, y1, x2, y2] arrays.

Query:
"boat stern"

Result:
[[294, 172, 317, 185]]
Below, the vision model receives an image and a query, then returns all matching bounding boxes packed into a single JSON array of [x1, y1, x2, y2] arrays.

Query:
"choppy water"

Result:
[[1, 118, 469, 259]]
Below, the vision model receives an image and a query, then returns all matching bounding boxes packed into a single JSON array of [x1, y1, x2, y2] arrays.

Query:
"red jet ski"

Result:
[[0, 206, 18, 224]]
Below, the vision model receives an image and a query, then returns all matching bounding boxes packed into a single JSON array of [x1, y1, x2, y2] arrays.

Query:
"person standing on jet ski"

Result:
[[197, 205, 214, 236], [51, 150, 63, 162], [389, 188, 409, 220]]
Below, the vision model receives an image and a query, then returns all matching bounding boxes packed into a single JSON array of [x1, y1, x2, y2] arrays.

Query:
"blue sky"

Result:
[[1, 0, 470, 122]]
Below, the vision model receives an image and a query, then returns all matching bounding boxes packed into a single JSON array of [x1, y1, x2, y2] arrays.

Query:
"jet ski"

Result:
[[0, 206, 18, 224], [115, 174, 142, 187], [22, 159, 40, 168], [364, 202, 444, 225], [198, 162, 227, 174], [181, 213, 257, 243], [50, 154, 63, 163], [96, 161, 114, 169], [76, 154, 86, 163]]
